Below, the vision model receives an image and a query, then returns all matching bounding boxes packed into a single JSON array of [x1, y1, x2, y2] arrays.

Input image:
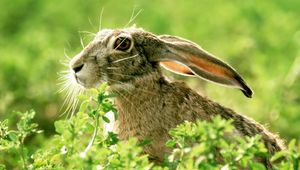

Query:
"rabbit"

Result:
[[68, 27, 285, 168]]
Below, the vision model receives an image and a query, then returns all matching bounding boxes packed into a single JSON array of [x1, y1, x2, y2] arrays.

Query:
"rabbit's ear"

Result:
[[160, 61, 195, 76], [154, 35, 253, 98]]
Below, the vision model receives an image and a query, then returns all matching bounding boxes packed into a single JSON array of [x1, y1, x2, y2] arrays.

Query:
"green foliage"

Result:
[[0, 110, 42, 169], [165, 117, 268, 169], [1, 87, 299, 169], [271, 139, 300, 170], [0, 0, 299, 141]]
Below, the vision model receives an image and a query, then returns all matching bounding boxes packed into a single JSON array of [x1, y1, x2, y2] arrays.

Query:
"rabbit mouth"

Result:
[[74, 74, 86, 87], [74, 75, 100, 89], [72, 69, 101, 89]]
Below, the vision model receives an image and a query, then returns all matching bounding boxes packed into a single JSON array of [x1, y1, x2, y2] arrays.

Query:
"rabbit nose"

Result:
[[72, 64, 84, 73]]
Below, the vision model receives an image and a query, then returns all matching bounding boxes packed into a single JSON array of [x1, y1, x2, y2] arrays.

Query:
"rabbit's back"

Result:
[[111, 72, 284, 163]]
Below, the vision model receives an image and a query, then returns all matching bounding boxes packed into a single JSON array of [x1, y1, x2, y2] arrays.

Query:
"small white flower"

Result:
[[79, 151, 86, 158], [109, 144, 117, 151], [221, 164, 229, 170], [96, 165, 104, 170], [60, 145, 68, 155]]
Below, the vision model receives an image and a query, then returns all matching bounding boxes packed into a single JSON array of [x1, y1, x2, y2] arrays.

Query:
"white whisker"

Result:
[[99, 8, 104, 31], [59, 59, 70, 67], [88, 17, 96, 32], [80, 35, 85, 49], [112, 54, 139, 63], [108, 72, 138, 78], [64, 49, 71, 61], [106, 67, 120, 70], [113, 37, 128, 50], [78, 30, 97, 36], [58, 70, 71, 75], [58, 69, 85, 118], [125, 8, 143, 28]]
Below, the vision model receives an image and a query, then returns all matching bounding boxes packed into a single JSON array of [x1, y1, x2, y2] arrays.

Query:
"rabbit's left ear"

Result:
[[151, 35, 253, 98]]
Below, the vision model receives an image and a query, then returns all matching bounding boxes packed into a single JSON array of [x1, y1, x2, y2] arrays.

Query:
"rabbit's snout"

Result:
[[71, 63, 85, 85], [72, 64, 84, 73], [69, 51, 102, 88]]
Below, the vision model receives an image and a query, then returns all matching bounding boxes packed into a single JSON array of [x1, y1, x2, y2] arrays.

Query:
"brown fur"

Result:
[[68, 27, 285, 169], [111, 71, 285, 167]]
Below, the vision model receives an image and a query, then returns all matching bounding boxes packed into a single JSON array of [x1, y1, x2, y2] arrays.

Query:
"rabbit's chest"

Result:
[[113, 86, 199, 139], [116, 97, 172, 139], [113, 94, 180, 160]]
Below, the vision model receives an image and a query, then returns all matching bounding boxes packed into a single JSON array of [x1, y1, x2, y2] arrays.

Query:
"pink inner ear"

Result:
[[160, 61, 194, 76], [189, 56, 231, 78]]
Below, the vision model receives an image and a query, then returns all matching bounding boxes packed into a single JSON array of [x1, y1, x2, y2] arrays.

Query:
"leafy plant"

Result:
[[0, 110, 42, 169], [0, 85, 299, 169]]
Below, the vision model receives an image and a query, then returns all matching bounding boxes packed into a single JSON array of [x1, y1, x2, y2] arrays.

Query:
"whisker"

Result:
[[125, 8, 143, 28], [88, 17, 97, 32], [80, 35, 85, 49], [65, 87, 83, 118], [60, 87, 74, 115], [58, 70, 71, 75], [64, 48, 71, 61], [108, 72, 138, 78], [58, 69, 85, 118], [114, 37, 128, 50], [112, 54, 139, 63], [65, 41, 72, 52], [78, 30, 97, 36], [59, 60, 70, 67], [99, 8, 104, 31], [106, 67, 120, 70]]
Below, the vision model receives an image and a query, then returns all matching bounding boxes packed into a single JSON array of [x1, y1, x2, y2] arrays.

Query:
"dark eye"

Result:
[[113, 37, 132, 51]]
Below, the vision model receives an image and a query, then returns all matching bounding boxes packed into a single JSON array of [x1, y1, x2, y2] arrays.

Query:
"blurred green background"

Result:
[[0, 0, 299, 141]]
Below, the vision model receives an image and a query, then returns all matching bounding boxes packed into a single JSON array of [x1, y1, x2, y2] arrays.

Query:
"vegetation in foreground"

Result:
[[1, 0, 300, 141], [0, 85, 299, 169]]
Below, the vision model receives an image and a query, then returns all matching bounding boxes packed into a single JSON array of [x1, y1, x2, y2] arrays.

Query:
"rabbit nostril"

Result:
[[73, 64, 84, 73]]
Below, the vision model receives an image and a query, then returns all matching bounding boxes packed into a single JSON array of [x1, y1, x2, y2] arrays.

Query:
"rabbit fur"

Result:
[[68, 27, 285, 168]]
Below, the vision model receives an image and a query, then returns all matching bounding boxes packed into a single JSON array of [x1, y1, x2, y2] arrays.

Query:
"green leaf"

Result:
[[112, 108, 118, 120], [88, 109, 98, 117], [271, 151, 286, 162], [8, 131, 18, 142], [249, 162, 266, 170], [106, 92, 119, 98], [106, 132, 119, 146], [98, 82, 108, 92], [54, 120, 67, 134], [138, 139, 152, 147], [288, 139, 296, 151], [102, 116, 110, 123], [165, 140, 177, 148], [79, 100, 90, 112]]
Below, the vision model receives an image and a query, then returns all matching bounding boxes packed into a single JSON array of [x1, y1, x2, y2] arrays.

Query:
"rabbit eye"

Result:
[[113, 37, 132, 51]]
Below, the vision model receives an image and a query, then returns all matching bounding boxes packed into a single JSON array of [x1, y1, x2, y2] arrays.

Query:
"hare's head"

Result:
[[68, 27, 252, 97]]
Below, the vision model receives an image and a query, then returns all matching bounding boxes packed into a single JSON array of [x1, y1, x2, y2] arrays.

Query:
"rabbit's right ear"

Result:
[[148, 35, 253, 98]]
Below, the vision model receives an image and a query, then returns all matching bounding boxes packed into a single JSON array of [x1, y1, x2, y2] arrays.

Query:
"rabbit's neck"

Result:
[[111, 72, 175, 160], [109, 71, 164, 94], [110, 71, 172, 129]]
